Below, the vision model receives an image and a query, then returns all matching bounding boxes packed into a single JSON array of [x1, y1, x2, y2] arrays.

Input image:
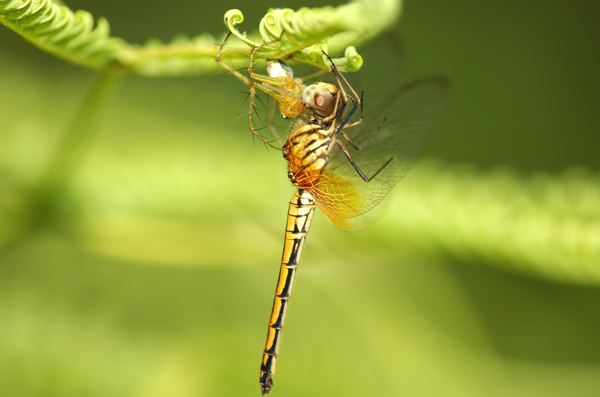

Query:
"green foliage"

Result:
[[0, 0, 124, 68], [389, 161, 600, 285], [120, 0, 401, 76], [2, 1, 600, 395], [1, 0, 400, 74], [1, 0, 598, 285], [50, 145, 600, 285], [223, 7, 369, 72]]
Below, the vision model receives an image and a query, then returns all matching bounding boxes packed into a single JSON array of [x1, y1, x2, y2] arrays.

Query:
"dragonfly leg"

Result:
[[340, 116, 388, 151], [335, 139, 394, 182], [322, 51, 364, 127], [333, 88, 362, 136], [341, 90, 364, 129], [337, 99, 359, 130]]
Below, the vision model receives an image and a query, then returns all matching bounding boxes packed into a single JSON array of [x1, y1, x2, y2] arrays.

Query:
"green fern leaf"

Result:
[[0, 0, 125, 69]]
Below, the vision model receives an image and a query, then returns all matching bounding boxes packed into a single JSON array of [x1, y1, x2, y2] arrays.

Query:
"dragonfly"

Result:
[[216, 31, 449, 395]]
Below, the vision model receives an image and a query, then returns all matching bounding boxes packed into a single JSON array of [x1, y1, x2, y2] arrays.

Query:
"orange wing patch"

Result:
[[306, 172, 366, 231]]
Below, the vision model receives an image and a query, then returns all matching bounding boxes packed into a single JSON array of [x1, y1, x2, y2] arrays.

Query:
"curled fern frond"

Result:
[[224, 7, 363, 72], [0, 0, 125, 69], [224, 0, 402, 72], [1, 0, 402, 75], [121, 0, 397, 76]]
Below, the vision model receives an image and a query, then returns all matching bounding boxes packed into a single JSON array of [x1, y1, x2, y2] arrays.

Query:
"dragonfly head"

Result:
[[302, 82, 338, 117]]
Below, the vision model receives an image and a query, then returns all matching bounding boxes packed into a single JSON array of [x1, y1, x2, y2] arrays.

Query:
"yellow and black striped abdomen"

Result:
[[260, 189, 316, 395]]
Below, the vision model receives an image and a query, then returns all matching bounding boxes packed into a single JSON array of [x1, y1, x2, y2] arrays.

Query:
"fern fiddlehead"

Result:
[[122, 0, 402, 76], [222, 3, 396, 73]]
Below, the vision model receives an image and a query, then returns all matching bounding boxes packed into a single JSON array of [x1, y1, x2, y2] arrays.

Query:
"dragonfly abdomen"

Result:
[[260, 189, 316, 395]]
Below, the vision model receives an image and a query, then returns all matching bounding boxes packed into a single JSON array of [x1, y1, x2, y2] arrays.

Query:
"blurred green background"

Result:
[[1, 0, 600, 396]]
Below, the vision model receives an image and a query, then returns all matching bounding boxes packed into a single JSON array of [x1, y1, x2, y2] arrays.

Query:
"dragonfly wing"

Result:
[[315, 75, 450, 231]]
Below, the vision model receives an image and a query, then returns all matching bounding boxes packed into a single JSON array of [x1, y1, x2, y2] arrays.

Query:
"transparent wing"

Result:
[[312, 71, 450, 231]]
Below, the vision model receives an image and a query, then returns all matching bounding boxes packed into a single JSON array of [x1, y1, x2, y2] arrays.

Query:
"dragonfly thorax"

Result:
[[283, 123, 333, 188]]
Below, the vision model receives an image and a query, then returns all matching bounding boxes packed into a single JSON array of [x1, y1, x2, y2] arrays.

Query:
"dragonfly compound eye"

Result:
[[302, 84, 336, 117]]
